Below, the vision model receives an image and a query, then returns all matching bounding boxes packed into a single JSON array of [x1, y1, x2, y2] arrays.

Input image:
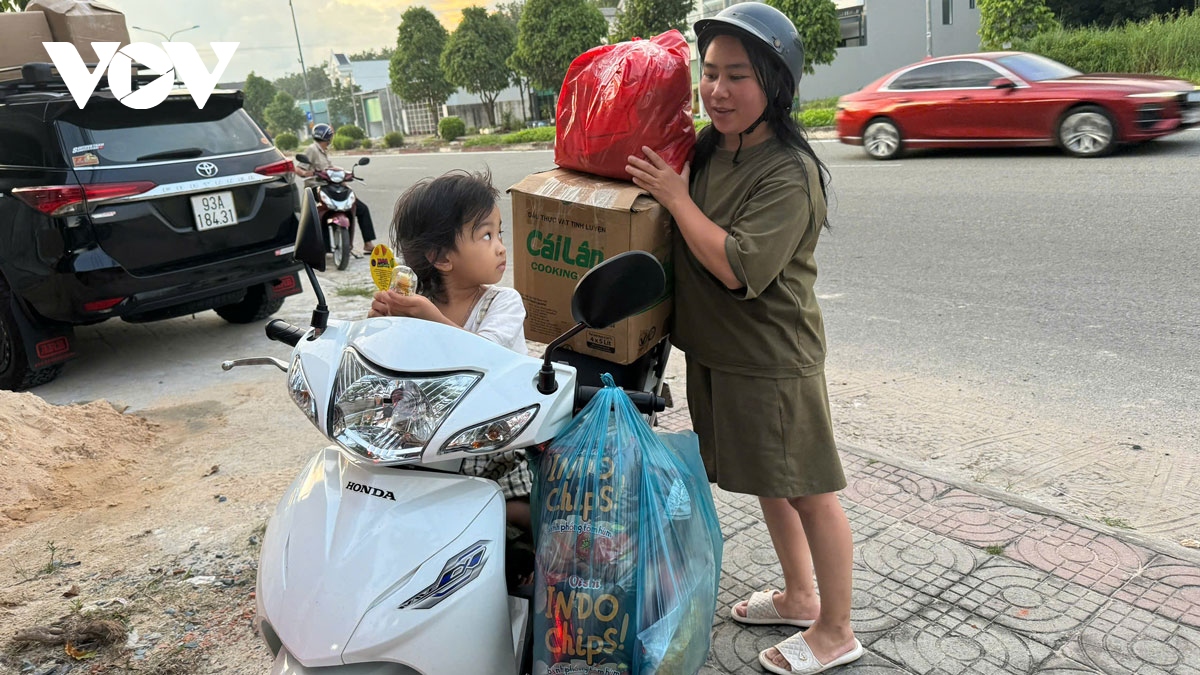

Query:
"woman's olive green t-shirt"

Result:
[[671, 137, 828, 378]]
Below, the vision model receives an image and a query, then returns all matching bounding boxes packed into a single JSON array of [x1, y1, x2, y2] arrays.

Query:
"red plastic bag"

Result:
[[555, 30, 695, 182]]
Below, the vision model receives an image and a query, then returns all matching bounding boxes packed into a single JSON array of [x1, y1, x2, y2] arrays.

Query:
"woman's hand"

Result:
[[369, 291, 442, 322], [625, 147, 691, 212]]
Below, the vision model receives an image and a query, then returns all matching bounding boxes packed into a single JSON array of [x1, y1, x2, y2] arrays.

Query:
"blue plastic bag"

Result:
[[532, 374, 721, 675]]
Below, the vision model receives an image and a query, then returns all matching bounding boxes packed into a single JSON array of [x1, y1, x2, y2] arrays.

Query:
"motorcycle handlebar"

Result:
[[575, 386, 666, 414], [265, 319, 305, 347]]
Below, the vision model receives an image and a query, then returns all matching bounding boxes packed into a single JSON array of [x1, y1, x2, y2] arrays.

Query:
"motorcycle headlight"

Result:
[[319, 190, 334, 208], [440, 405, 539, 456], [346, 192, 357, 210], [329, 349, 480, 464], [288, 359, 318, 426]]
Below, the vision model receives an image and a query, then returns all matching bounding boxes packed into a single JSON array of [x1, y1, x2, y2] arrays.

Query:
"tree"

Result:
[[273, 66, 333, 102], [242, 72, 277, 131], [498, 1, 529, 121], [263, 91, 306, 137], [388, 6, 456, 125], [348, 47, 395, 62], [979, 0, 1058, 49], [327, 79, 360, 128], [1046, 0, 1195, 27], [442, 7, 516, 127], [610, 0, 693, 43], [763, 0, 840, 76], [510, 0, 608, 92], [0, 0, 30, 11]]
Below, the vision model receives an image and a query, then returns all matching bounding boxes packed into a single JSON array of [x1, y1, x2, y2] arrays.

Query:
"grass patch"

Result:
[[799, 96, 840, 110], [335, 286, 376, 298], [984, 545, 1005, 556], [1100, 516, 1134, 529], [462, 126, 556, 147], [1015, 10, 1200, 80]]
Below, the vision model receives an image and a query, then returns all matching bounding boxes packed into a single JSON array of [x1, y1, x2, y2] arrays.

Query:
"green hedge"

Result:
[[335, 124, 365, 140], [383, 131, 405, 148], [1014, 10, 1200, 83], [331, 134, 359, 151], [798, 108, 836, 128], [461, 126, 556, 147], [439, 116, 466, 141], [273, 132, 299, 151]]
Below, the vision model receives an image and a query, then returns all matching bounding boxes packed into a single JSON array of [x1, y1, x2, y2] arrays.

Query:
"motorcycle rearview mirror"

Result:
[[295, 153, 310, 164], [356, 157, 370, 166], [537, 251, 666, 394], [292, 188, 330, 336]]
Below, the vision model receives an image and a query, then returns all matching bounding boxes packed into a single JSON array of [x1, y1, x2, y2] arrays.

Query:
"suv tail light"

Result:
[[12, 182, 157, 216], [254, 159, 295, 177]]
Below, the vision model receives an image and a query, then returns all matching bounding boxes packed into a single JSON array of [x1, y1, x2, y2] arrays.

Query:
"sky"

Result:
[[103, 0, 493, 82]]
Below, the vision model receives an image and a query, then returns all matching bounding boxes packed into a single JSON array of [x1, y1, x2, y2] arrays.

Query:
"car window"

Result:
[[996, 54, 1081, 82], [943, 61, 1004, 88], [888, 63, 962, 90], [57, 102, 271, 166]]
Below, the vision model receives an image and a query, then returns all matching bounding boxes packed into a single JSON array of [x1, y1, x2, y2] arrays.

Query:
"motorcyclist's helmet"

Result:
[[694, 2, 805, 96], [312, 123, 335, 143]]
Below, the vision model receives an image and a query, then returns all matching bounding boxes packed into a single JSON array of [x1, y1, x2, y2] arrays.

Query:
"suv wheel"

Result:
[[0, 280, 63, 390], [214, 284, 286, 324]]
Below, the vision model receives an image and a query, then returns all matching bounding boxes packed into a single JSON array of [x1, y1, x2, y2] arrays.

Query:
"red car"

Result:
[[836, 51, 1200, 159]]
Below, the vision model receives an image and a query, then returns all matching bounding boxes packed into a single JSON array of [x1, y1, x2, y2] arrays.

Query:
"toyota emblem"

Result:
[[196, 162, 219, 178]]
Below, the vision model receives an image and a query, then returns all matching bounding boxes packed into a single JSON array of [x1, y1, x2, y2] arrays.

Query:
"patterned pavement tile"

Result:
[[1111, 555, 1200, 629], [842, 463, 948, 522], [905, 489, 1031, 548], [1007, 520, 1155, 595], [851, 568, 939, 646], [701, 649, 913, 674], [940, 556, 1108, 647], [1063, 601, 1200, 674], [844, 500, 906, 547], [871, 601, 1053, 674], [1035, 655, 1105, 674], [856, 521, 985, 596], [712, 488, 762, 540]]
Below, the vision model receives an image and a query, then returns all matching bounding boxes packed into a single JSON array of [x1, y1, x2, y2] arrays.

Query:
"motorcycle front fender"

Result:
[[331, 213, 351, 229]]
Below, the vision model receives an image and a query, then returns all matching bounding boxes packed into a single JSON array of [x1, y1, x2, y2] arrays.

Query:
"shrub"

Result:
[[335, 124, 365, 140], [798, 108, 836, 128], [438, 116, 467, 142], [461, 126, 556, 147], [331, 134, 359, 151], [466, 126, 478, 136], [273, 132, 299, 151], [360, 138, 373, 149], [383, 131, 405, 148], [1014, 10, 1200, 78]]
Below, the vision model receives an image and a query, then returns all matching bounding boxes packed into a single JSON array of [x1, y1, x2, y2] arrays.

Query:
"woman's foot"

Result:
[[760, 630, 861, 674], [732, 588, 819, 626]]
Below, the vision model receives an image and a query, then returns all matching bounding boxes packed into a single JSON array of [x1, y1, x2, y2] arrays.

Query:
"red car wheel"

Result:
[[863, 118, 903, 160], [1058, 105, 1117, 158]]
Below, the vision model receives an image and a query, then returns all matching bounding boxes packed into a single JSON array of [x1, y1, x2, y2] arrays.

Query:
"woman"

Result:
[[625, 3, 861, 673]]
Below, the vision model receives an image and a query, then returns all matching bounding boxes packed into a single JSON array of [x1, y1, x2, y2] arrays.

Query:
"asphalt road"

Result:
[[39, 130, 1200, 458]]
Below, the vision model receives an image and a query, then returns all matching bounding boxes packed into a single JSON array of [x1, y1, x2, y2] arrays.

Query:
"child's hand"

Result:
[[369, 291, 441, 322]]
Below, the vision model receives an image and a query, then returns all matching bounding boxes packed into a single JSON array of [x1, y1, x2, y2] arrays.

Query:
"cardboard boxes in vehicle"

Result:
[[510, 168, 672, 365], [25, 0, 129, 65], [0, 11, 54, 81]]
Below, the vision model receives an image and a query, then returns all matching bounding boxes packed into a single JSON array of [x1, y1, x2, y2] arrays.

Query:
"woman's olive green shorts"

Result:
[[686, 358, 846, 498]]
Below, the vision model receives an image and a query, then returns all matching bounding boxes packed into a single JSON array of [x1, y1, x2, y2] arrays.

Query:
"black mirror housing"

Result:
[[295, 153, 310, 164], [571, 250, 666, 329], [357, 157, 370, 166], [293, 188, 326, 272]]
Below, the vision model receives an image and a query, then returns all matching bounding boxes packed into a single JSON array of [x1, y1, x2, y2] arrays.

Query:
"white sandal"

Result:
[[730, 589, 815, 628], [759, 634, 863, 675]]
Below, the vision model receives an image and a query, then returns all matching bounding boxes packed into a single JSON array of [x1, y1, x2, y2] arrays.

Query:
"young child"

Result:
[[368, 169, 532, 530]]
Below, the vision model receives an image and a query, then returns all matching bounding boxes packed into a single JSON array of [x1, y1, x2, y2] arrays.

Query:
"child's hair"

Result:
[[390, 169, 499, 302]]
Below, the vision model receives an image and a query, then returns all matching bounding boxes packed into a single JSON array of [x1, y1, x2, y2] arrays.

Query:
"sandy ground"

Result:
[[2, 255, 1196, 673]]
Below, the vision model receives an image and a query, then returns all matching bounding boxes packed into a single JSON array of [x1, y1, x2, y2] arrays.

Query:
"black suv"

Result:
[[0, 64, 303, 389]]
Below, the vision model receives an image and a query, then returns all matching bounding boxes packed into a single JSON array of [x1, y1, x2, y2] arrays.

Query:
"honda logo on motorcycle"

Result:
[[42, 41, 239, 110], [346, 481, 396, 501], [196, 162, 219, 178]]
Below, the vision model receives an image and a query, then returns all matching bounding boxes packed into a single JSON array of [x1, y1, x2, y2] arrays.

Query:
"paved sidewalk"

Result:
[[654, 402, 1200, 674]]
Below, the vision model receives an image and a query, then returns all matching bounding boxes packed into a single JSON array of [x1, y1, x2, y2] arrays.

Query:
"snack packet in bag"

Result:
[[531, 375, 720, 675]]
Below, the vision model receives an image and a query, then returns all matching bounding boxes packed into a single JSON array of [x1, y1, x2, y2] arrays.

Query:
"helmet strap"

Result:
[[732, 111, 768, 164]]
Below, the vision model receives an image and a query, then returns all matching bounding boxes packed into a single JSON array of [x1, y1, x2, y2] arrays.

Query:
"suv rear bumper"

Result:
[[26, 244, 303, 324]]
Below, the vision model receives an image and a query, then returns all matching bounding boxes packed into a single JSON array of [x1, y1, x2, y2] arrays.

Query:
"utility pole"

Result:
[[286, 0, 315, 135], [925, 0, 934, 57]]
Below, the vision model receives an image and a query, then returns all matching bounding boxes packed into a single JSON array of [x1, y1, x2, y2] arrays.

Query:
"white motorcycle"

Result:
[[223, 191, 670, 674]]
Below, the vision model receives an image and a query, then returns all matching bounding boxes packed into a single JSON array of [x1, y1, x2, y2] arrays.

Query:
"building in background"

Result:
[[686, 0, 982, 107]]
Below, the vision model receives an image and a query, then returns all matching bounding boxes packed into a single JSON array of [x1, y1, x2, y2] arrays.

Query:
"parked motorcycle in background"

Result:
[[294, 153, 368, 271]]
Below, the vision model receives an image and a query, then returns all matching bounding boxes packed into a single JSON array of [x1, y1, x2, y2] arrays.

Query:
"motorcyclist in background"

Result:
[[295, 123, 378, 256]]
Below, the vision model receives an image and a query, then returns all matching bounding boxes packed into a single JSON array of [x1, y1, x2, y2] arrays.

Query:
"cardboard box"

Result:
[[26, 0, 129, 65], [0, 11, 54, 81], [510, 168, 672, 365]]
